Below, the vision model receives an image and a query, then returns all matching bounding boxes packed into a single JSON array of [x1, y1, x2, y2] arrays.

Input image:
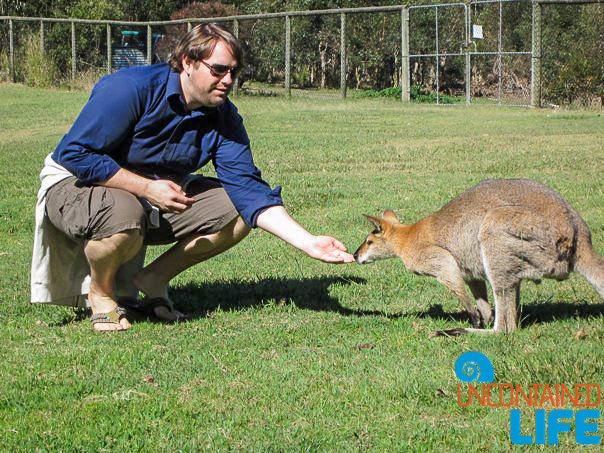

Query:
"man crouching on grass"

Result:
[[31, 22, 354, 332]]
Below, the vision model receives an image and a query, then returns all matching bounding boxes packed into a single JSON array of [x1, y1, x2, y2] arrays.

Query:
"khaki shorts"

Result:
[[45, 176, 239, 245]]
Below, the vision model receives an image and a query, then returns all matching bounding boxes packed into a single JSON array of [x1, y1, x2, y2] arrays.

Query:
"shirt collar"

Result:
[[166, 69, 188, 115], [166, 69, 218, 118]]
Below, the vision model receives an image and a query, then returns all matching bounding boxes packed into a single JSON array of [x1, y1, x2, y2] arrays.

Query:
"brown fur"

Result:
[[353, 179, 604, 334]]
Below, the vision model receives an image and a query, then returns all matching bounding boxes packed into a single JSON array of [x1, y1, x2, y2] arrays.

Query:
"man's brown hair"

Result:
[[168, 22, 243, 72]]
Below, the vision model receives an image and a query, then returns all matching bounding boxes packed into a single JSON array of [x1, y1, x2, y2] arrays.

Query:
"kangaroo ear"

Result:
[[382, 210, 400, 224], [363, 214, 383, 231]]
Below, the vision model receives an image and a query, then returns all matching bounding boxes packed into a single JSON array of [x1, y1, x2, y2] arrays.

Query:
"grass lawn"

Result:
[[0, 82, 602, 450]]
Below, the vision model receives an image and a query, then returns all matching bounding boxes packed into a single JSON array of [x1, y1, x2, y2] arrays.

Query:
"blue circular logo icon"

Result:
[[454, 351, 494, 382]]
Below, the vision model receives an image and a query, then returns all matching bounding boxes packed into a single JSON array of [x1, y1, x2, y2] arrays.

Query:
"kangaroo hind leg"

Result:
[[477, 206, 572, 333]]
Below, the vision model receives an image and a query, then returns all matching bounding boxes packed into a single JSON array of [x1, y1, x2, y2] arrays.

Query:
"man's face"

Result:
[[181, 40, 238, 110]]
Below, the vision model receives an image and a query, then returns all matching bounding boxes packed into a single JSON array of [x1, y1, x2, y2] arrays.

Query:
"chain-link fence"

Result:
[[540, 1, 603, 108], [408, 3, 468, 105], [468, 0, 533, 106], [1, 1, 602, 107]]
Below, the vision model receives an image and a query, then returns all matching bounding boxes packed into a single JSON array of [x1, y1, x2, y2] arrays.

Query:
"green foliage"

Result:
[[346, 11, 401, 90], [0, 51, 10, 82], [1, 0, 185, 21], [410, 85, 461, 104], [353, 86, 402, 99], [66, 0, 120, 20], [292, 64, 312, 88], [21, 35, 59, 88], [354, 85, 461, 104], [541, 4, 604, 107]]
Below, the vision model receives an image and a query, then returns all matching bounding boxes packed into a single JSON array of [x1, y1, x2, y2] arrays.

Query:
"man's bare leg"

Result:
[[85, 229, 143, 331], [133, 216, 250, 319]]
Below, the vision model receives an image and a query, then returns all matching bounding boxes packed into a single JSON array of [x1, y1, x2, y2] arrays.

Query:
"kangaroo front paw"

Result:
[[469, 312, 482, 328], [476, 299, 493, 326]]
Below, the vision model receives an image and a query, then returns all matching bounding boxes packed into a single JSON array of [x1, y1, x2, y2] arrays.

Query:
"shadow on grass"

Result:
[[169, 275, 399, 320], [408, 300, 604, 328], [50, 275, 397, 327], [521, 300, 604, 325], [52, 284, 603, 328]]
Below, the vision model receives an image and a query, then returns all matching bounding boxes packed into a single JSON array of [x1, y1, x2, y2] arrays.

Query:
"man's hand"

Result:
[[255, 206, 355, 264], [143, 179, 196, 213], [100, 169, 195, 213], [302, 235, 355, 263]]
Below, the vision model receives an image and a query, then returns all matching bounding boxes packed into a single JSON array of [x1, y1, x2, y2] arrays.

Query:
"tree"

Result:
[[155, 2, 241, 63]]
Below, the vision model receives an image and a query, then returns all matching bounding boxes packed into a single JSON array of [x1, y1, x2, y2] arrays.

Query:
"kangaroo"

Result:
[[353, 179, 604, 334]]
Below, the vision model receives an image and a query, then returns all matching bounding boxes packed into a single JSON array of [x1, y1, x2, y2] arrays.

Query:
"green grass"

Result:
[[0, 82, 603, 450]]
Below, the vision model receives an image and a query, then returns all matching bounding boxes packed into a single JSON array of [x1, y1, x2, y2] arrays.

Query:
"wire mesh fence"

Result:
[[0, 1, 602, 108], [468, 0, 532, 106], [288, 13, 342, 99], [540, 2, 603, 109], [346, 11, 401, 97], [237, 17, 288, 97], [408, 3, 467, 105]]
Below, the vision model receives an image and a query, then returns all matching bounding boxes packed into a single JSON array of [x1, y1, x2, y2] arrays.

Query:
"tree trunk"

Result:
[[319, 40, 327, 89]]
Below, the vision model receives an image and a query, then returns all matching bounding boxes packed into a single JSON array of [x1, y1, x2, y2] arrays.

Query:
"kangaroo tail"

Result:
[[574, 232, 604, 300]]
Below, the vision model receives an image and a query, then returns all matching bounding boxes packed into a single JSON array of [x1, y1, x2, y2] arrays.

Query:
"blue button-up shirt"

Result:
[[52, 63, 283, 227]]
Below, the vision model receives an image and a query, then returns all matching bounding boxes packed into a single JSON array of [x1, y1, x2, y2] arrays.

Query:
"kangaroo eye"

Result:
[[366, 240, 373, 245]]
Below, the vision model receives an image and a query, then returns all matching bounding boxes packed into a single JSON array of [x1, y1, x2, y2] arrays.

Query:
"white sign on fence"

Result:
[[472, 24, 483, 39]]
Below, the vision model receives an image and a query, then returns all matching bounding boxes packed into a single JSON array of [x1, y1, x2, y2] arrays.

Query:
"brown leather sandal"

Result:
[[90, 307, 129, 330], [119, 297, 184, 321]]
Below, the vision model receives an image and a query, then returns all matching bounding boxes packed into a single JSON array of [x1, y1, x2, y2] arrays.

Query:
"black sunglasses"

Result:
[[200, 60, 239, 78]]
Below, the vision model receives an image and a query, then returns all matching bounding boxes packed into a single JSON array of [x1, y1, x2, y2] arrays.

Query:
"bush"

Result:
[[22, 35, 59, 88], [410, 85, 461, 104], [353, 85, 462, 104], [0, 52, 10, 82], [353, 86, 402, 99], [60, 67, 106, 92]]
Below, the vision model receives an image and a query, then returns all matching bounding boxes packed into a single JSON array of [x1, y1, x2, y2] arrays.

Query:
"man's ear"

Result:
[[182, 55, 194, 75]]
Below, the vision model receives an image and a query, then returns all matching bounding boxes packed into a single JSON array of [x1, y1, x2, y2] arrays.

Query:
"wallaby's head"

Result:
[[354, 210, 401, 264]]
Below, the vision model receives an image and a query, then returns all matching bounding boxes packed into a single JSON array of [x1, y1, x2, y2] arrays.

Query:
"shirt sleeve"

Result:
[[212, 106, 283, 227], [51, 74, 142, 185]]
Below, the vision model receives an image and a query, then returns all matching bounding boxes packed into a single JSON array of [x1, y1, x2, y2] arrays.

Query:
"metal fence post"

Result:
[[465, 4, 471, 106], [147, 24, 152, 64], [285, 15, 291, 98], [498, 0, 503, 105], [233, 18, 239, 97], [233, 18, 239, 38], [71, 21, 76, 82], [531, 0, 542, 108], [106, 24, 112, 74], [40, 20, 44, 54], [9, 19, 15, 82], [401, 7, 410, 102], [340, 12, 347, 99], [435, 6, 440, 104]]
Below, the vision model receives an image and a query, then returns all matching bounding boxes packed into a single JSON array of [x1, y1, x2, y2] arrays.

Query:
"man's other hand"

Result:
[[144, 179, 196, 213]]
